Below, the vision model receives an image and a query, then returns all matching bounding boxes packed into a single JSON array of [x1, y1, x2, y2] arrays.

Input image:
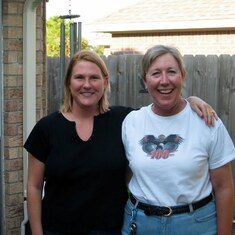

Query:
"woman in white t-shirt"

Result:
[[122, 45, 235, 235]]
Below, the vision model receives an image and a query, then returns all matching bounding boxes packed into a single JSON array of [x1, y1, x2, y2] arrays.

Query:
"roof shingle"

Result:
[[88, 0, 235, 32]]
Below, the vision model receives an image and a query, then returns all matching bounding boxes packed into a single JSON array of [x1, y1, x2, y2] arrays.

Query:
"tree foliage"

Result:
[[46, 16, 104, 57]]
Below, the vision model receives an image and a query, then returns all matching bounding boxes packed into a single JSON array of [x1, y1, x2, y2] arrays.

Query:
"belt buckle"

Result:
[[163, 206, 173, 216]]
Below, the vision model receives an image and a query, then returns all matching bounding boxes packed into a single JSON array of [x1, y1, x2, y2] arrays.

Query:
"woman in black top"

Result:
[[24, 50, 217, 235]]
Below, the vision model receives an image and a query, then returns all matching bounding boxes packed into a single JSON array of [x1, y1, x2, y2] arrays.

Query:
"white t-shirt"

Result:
[[122, 102, 235, 206]]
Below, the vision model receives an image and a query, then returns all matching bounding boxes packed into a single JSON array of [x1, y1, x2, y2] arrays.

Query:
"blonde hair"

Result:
[[60, 50, 110, 114]]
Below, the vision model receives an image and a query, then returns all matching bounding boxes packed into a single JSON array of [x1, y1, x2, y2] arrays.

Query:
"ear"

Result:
[[103, 76, 109, 87]]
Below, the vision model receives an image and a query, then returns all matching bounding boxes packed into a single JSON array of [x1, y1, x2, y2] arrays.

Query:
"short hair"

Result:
[[60, 50, 110, 114], [142, 45, 186, 81]]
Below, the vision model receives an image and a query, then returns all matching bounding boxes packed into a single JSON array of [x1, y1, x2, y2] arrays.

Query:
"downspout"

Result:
[[0, 0, 5, 233], [21, 0, 41, 234]]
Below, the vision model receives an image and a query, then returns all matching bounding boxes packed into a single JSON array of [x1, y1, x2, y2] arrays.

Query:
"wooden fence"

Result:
[[47, 55, 235, 144]]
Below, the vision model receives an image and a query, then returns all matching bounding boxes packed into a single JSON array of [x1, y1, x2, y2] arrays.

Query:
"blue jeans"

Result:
[[122, 198, 217, 235], [44, 229, 121, 235]]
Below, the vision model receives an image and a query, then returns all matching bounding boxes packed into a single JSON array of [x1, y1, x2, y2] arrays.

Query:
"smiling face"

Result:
[[69, 60, 108, 111], [145, 53, 185, 116]]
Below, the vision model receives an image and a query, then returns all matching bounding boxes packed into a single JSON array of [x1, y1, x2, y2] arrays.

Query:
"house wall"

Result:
[[2, 0, 47, 234], [109, 30, 235, 55]]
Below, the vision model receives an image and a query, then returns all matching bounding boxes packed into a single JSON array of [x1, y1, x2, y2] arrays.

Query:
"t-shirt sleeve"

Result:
[[24, 117, 51, 163], [209, 119, 235, 169]]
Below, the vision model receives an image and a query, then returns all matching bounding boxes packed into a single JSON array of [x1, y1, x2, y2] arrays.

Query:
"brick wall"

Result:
[[2, 0, 47, 234], [110, 30, 235, 55]]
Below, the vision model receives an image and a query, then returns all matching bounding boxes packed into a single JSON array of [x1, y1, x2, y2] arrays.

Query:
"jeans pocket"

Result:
[[124, 199, 134, 216], [193, 201, 216, 222]]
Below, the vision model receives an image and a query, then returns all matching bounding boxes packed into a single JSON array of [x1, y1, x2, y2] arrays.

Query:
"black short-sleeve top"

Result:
[[24, 106, 133, 233]]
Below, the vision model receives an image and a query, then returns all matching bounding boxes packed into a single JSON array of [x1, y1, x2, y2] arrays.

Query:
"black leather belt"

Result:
[[130, 193, 213, 216]]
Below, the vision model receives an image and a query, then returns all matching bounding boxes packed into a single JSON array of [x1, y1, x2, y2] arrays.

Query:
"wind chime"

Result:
[[59, 0, 81, 57], [59, 0, 81, 97]]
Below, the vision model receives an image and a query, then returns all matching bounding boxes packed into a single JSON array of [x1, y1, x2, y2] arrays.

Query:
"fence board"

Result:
[[47, 57, 61, 113], [219, 55, 233, 127], [230, 56, 235, 143], [193, 55, 207, 99], [183, 55, 194, 98], [205, 55, 219, 111]]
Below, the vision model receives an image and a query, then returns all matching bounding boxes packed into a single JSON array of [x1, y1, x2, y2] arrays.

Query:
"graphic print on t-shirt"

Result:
[[139, 134, 183, 159]]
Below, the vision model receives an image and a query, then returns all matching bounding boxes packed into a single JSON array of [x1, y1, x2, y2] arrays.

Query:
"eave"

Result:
[[87, 19, 235, 34]]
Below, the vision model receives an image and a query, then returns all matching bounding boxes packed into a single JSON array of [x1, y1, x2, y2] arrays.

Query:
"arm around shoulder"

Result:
[[186, 96, 218, 126]]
